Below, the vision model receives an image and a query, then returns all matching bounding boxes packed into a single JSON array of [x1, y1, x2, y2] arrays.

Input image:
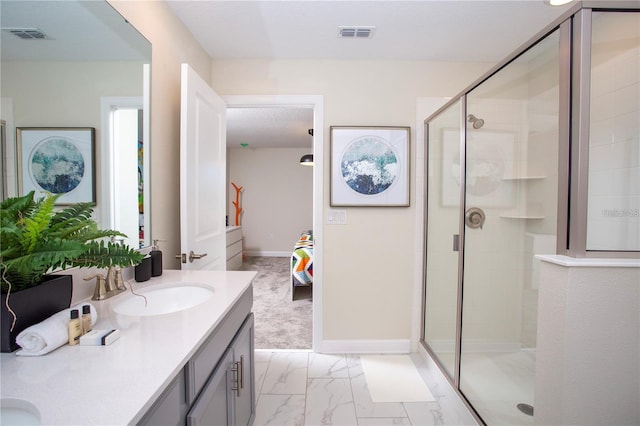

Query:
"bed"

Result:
[[291, 230, 313, 300]]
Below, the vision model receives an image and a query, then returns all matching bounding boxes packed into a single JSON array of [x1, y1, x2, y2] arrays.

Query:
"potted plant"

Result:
[[0, 191, 144, 352]]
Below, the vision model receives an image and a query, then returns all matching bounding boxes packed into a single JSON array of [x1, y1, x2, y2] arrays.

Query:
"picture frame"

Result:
[[331, 126, 410, 207], [441, 128, 515, 208], [17, 127, 95, 204]]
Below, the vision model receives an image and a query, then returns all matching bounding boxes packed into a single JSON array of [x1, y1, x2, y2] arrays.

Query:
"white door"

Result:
[[179, 63, 227, 270]]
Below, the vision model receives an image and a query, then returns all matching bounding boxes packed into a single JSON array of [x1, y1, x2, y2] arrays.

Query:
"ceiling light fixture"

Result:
[[299, 154, 314, 166], [300, 128, 314, 166]]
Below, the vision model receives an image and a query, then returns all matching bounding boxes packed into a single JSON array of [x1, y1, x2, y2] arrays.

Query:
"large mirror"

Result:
[[0, 0, 151, 248]]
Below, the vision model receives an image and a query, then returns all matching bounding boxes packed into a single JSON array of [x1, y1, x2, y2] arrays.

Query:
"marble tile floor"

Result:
[[254, 350, 478, 426]]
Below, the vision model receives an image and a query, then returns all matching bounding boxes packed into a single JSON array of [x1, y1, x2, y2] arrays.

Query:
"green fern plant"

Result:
[[1, 191, 144, 292]]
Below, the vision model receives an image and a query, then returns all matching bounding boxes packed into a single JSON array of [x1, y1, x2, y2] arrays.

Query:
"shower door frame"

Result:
[[422, 4, 587, 425], [421, 95, 469, 390], [422, 2, 640, 424]]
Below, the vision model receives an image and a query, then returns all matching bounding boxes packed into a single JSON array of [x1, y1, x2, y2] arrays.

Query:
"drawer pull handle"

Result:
[[231, 360, 241, 397], [239, 355, 244, 390]]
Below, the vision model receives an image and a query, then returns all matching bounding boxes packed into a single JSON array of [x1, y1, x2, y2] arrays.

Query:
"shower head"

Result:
[[467, 114, 485, 129]]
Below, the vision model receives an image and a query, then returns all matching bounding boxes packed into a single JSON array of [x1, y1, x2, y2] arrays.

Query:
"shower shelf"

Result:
[[502, 175, 547, 181], [500, 213, 545, 219]]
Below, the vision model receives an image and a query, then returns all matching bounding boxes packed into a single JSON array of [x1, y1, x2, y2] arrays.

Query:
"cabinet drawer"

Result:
[[226, 240, 242, 260], [227, 253, 242, 271], [226, 227, 242, 245], [185, 287, 253, 404]]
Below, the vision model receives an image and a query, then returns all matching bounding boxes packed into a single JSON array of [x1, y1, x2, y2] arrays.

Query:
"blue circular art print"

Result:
[[30, 137, 85, 194], [340, 136, 398, 195]]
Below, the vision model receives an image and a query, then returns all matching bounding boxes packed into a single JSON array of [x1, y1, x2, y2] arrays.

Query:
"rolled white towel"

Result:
[[15, 303, 98, 356]]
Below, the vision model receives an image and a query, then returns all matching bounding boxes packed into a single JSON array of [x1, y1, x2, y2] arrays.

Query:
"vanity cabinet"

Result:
[[139, 287, 254, 426], [0, 270, 257, 425], [187, 314, 255, 426]]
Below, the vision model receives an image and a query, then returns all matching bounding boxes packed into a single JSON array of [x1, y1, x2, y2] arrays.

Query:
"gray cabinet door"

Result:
[[138, 369, 187, 426], [186, 314, 255, 426], [232, 314, 255, 426], [187, 349, 234, 426]]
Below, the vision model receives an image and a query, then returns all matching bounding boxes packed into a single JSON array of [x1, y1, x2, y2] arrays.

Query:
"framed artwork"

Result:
[[17, 127, 95, 204], [331, 126, 410, 207]]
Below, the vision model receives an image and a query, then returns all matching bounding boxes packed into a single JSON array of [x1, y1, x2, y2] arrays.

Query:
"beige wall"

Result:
[[228, 147, 313, 255], [110, 0, 491, 344], [1, 61, 141, 219], [1, 62, 141, 127], [212, 59, 488, 341], [108, 0, 212, 269]]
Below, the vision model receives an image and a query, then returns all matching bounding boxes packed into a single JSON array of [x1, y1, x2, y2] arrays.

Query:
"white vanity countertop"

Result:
[[0, 269, 256, 425]]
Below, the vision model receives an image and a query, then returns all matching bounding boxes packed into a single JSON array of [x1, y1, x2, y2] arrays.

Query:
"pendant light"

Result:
[[299, 154, 314, 166], [299, 128, 314, 166]]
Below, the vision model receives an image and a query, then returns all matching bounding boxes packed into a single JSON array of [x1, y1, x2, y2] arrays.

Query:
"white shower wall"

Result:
[[460, 47, 560, 349], [427, 54, 561, 350], [587, 11, 640, 251]]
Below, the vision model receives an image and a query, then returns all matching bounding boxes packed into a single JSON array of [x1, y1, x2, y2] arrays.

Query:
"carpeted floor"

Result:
[[240, 256, 312, 349]]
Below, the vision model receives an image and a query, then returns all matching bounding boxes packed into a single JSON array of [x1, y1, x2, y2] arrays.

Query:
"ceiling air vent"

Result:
[[3, 28, 50, 40], [338, 26, 375, 39]]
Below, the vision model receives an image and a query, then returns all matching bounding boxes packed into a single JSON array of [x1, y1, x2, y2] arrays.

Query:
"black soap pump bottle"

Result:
[[150, 239, 163, 277]]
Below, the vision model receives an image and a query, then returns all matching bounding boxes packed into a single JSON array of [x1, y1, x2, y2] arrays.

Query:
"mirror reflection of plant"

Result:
[[1, 191, 144, 293]]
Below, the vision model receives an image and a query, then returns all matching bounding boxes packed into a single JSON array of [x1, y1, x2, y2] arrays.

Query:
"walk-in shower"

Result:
[[422, 4, 639, 425]]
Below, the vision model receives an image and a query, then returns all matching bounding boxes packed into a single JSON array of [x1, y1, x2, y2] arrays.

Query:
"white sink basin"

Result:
[[113, 283, 214, 317], [1, 399, 40, 425]]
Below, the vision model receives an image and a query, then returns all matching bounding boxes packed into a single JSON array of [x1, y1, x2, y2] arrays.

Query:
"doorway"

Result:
[[224, 95, 324, 352]]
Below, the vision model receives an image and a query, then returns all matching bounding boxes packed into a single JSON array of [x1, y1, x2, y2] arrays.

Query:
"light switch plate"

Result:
[[327, 209, 347, 225]]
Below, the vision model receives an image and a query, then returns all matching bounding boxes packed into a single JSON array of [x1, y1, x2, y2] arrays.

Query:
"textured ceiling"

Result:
[[227, 107, 314, 149], [1, 0, 586, 149], [0, 1, 148, 61], [168, 0, 578, 148], [165, 0, 576, 62]]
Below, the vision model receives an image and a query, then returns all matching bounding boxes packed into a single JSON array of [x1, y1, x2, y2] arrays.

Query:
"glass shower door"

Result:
[[459, 29, 561, 425], [423, 100, 463, 379]]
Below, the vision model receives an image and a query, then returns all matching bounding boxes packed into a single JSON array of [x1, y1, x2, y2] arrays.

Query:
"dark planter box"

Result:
[[1, 274, 73, 352]]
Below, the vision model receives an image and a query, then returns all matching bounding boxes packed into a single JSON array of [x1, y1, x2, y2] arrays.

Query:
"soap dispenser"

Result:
[[150, 239, 163, 277]]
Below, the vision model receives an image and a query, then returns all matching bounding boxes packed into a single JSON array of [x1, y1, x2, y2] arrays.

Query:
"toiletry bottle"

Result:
[[68, 309, 82, 345], [150, 239, 163, 277], [135, 256, 152, 282], [81, 305, 92, 335]]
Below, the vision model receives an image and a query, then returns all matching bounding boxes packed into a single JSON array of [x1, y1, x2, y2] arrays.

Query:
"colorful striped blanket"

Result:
[[291, 230, 313, 286]]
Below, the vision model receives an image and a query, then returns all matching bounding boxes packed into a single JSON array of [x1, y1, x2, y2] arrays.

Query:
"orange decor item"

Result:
[[231, 182, 244, 226]]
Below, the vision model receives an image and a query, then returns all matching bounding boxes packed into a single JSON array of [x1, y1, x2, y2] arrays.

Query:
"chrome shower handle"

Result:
[[465, 207, 486, 229]]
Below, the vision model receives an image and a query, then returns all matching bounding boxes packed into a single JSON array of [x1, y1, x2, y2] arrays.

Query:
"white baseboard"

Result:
[[427, 339, 522, 353], [318, 339, 411, 354], [243, 251, 290, 257]]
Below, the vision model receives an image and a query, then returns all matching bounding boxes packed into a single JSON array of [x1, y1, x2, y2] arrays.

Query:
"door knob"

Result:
[[465, 207, 486, 229], [188, 251, 208, 263]]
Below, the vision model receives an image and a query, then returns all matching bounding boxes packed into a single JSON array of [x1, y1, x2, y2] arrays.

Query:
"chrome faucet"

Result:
[[84, 267, 126, 300]]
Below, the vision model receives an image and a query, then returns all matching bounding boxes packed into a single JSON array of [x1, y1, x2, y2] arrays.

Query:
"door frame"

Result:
[[223, 95, 324, 352], [100, 95, 149, 246]]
